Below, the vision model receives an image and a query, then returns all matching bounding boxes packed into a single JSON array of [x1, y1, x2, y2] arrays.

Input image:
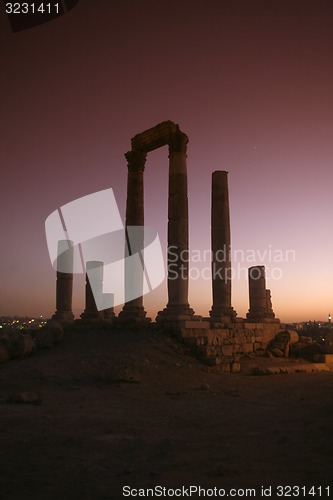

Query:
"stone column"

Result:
[[102, 293, 115, 322], [209, 171, 236, 323], [265, 289, 276, 319], [157, 131, 194, 321], [52, 239, 74, 323], [119, 150, 149, 322], [81, 261, 104, 321], [246, 266, 268, 321]]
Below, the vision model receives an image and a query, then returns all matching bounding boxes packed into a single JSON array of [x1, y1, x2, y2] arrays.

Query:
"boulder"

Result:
[[3, 332, 35, 358], [46, 320, 64, 344], [32, 328, 53, 349], [266, 331, 291, 357]]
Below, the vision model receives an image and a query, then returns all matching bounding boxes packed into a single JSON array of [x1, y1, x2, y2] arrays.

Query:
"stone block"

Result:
[[217, 360, 231, 372], [180, 321, 210, 329], [230, 362, 241, 373], [233, 332, 247, 343], [245, 323, 256, 329], [222, 345, 234, 357], [242, 343, 254, 353]]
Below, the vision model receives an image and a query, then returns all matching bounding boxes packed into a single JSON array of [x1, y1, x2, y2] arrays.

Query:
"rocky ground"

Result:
[[0, 327, 333, 499]]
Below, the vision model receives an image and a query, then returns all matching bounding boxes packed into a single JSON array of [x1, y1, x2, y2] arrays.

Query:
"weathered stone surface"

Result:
[[230, 362, 241, 373], [286, 329, 299, 344], [266, 331, 291, 357], [222, 345, 234, 357], [209, 171, 237, 322], [242, 343, 254, 353]]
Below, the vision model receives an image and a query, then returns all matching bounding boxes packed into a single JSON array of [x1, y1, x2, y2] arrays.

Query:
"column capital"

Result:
[[125, 150, 147, 172], [168, 130, 189, 154]]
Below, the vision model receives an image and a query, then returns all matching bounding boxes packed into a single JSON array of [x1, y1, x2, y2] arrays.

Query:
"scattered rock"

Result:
[[100, 361, 141, 383], [200, 383, 210, 390], [266, 331, 291, 357], [6, 392, 42, 405], [3, 333, 36, 358]]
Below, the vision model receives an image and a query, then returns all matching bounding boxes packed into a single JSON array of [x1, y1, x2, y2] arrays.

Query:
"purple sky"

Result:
[[1, 0, 333, 322]]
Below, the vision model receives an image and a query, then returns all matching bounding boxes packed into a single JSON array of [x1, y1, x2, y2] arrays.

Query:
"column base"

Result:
[[246, 310, 280, 323], [155, 303, 196, 325], [51, 311, 74, 323], [118, 305, 151, 324], [209, 306, 237, 324], [80, 310, 104, 321], [103, 311, 116, 323]]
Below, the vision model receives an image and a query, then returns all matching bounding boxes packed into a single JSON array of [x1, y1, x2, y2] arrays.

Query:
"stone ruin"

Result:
[[51, 120, 285, 370]]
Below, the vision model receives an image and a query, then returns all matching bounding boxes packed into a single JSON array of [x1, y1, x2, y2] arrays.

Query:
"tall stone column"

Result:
[[246, 265, 268, 321], [157, 131, 194, 321], [52, 239, 74, 323], [209, 171, 236, 323], [81, 261, 104, 321], [119, 150, 149, 322]]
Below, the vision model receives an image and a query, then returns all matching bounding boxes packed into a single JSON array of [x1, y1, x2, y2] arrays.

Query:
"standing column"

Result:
[[246, 266, 267, 321], [52, 239, 74, 323], [119, 150, 149, 321], [157, 130, 194, 320], [209, 171, 236, 323], [265, 289, 276, 319], [81, 261, 104, 321]]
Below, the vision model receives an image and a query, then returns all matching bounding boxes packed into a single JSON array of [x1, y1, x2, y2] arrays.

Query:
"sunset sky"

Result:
[[1, 0, 333, 322]]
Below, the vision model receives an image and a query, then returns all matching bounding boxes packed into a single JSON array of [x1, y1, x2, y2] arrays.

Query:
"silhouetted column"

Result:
[[157, 130, 194, 320], [209, 171, 236, 323], [246, 266, 267, 321], [52, 239, 74, 323], [102, 293, 115, 321], [119, 150, 149, 321], [81, 261, 104, 321], [265, 289, 275, 318]]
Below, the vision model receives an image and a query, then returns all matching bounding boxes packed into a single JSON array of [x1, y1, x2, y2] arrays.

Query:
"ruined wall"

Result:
[[179, 322, 283, 370]]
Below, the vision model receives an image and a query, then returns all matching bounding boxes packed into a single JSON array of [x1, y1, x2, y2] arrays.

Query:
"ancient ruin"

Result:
[[118, 121, 195, 324], [80, 261, 104, 321], [51, 120, 285, 369], [52, 239, 74, 323], [209, 170, 237, 324]]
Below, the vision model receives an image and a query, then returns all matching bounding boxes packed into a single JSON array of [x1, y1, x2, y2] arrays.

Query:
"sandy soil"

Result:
[[0, 328, 333, 499]]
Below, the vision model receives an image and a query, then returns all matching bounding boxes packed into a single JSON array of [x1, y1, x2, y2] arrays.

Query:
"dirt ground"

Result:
[[0, 327, 333, 499]]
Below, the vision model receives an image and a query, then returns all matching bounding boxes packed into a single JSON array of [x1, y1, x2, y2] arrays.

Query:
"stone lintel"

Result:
[[131, 121, 186, 153]]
